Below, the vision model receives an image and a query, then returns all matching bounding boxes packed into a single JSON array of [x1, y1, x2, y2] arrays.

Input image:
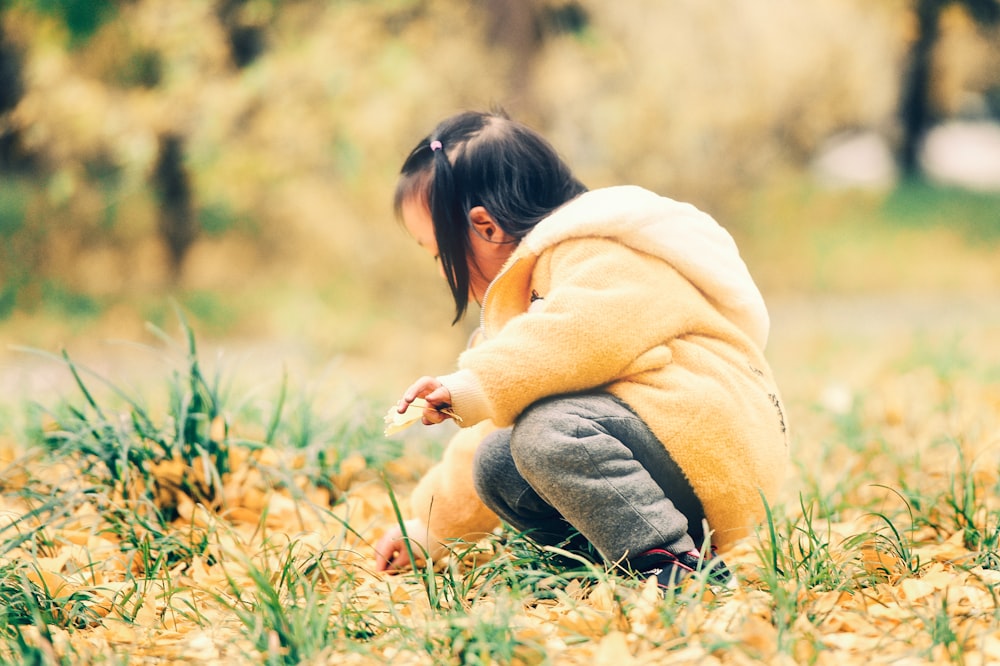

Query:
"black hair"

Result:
[[394, 110, 587, 323]]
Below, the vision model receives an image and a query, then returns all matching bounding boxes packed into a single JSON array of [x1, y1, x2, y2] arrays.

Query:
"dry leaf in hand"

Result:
[[383, 398, 462, 436], [384, 397, 428, 436]]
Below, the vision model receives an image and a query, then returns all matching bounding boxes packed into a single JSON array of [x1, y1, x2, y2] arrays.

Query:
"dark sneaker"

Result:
[[628, 547, 731, 589]]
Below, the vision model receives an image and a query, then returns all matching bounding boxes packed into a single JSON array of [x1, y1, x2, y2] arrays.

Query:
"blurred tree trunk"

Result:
[[482, 0, 542, 112], [216, 0, 266, 68], [0, 12, 26, 171], [899, 0, 1000, 177], [154, 133, 196, 283], [899, 0, 941, 177], [480, 0, 588, 115]]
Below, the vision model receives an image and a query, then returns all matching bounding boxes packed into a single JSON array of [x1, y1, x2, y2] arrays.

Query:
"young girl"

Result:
[[374, 110, 788, 587]]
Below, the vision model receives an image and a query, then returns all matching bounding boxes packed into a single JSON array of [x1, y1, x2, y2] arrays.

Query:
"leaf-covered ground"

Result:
[[1, 292, 999, 665]]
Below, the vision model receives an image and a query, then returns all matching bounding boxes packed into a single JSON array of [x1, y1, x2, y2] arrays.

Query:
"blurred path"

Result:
[[2, 292, 998, 418], [769, 291, 1000, 346], [766, 291, 1000, 415]]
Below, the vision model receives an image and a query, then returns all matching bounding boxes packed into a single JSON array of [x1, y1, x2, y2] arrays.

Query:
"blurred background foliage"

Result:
[[0, 0, 998, 391]]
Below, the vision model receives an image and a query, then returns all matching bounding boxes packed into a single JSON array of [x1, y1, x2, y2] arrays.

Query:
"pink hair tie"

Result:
[[429, 140, 443, 152]]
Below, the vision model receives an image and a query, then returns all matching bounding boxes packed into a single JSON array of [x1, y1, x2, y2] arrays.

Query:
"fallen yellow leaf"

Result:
[[595, 631, 634, 665], [860, 547, 904, 581], [383, 398, 429, 435]]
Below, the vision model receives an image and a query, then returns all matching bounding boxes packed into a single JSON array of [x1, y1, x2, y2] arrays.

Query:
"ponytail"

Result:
[[426, 139, 472, 322]]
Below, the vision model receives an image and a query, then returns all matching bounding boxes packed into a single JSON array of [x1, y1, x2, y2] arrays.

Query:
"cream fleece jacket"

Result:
[[409, 186, 789, 552]]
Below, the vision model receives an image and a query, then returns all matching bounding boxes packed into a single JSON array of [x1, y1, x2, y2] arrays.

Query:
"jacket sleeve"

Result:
[[407, 413, 502, 543], [440, 238, 724, 427]]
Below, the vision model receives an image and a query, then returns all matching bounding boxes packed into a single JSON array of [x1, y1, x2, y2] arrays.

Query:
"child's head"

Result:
[[395, 110, 587, 323]]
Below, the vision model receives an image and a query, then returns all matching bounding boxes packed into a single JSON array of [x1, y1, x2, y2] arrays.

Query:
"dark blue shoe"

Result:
[[629, 547, 731, 589]]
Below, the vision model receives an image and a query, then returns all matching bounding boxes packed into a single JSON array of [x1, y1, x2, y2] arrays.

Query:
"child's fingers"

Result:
[[425, 386, 452, 407], [373, 536, 394, 571], [376, 545, 412, 572], [398, 376, 441, 412], [388, 382, 460, 431], [388, 550, 413, 571], [374, 531, 411, 572], [421, 406, 449, 425]]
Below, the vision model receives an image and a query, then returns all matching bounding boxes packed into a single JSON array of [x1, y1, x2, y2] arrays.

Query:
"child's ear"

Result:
[[468, 206, 502, 241]]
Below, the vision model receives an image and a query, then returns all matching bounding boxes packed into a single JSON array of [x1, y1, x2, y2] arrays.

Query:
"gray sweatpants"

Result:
[[472, 393, 706, 563]]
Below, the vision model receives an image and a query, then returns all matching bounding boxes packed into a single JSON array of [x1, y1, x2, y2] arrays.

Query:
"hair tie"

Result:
[[429, 140, 443, 152]]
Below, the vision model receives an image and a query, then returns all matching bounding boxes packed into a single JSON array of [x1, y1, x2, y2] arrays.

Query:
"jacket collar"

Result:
[[482, 186, 770, 350]]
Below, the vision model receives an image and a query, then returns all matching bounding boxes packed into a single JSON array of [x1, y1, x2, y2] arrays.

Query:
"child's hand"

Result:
[[397, 376, 455, 425], [373, 518, 437, 572]]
